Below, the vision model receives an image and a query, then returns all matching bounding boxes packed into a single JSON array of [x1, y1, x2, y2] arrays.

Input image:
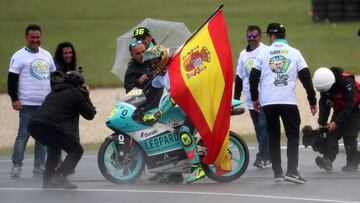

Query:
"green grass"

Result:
[[0, 0, 359, 92]]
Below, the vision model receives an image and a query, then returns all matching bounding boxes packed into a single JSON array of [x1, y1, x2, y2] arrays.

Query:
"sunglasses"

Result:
[[247, 33, 259, 39], [130, 40, 142, 47]]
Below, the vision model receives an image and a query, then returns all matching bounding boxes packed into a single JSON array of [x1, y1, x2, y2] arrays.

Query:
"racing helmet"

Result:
[[64, 70, 85, 87], [143, 45, 169, 73], [313, 67, 335, 92]]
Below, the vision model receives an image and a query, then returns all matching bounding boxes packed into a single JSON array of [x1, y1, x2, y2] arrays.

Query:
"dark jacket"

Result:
[[124, 59, 153, 92], [124, 59, 163, 109], [318, 67, 359, 125], [54, 58, 76, 73], [29, 83, 96, 142]]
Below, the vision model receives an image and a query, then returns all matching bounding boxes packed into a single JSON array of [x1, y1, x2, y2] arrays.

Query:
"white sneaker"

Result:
[[10, 165, 21, 178], [274, 174, 285, 182], [284, 172, 306, 184], [33, 166, 44, 177]]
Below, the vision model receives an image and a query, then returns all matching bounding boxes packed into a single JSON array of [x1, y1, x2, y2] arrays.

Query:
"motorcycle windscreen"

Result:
[[121, 87, 147, 107]]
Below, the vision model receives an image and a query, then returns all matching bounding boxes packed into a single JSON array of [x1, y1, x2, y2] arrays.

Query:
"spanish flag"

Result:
[[168, 6, 233, 172]]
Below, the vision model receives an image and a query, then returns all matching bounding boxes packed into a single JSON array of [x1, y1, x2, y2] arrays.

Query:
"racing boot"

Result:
[[186, 164, 205, 184], [178, 126, 205, 184]]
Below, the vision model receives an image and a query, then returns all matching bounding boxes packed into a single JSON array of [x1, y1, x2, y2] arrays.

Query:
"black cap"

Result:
[[266, 23, 286, 34], [132, 27, 150, 39]]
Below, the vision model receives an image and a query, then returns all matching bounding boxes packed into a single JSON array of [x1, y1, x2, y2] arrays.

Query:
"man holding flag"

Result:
[[168, 5, 233, 173], [142, 45, 206, 184], [142, 5, 234, 182]]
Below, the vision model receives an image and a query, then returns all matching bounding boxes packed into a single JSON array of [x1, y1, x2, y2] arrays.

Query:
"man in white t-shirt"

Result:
[[249, 23, 317, 184], [234, 25, 271, 169], [7, 24, 56, 178]]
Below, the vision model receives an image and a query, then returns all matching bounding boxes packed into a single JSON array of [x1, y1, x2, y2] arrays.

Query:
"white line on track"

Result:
[[0, 187, 358, 203]]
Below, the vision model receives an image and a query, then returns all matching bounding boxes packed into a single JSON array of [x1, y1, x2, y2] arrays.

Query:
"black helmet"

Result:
[[64, 71, 84, 86]]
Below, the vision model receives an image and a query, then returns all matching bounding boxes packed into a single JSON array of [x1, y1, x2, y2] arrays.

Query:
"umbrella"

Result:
[[111, 18, 191, 82]]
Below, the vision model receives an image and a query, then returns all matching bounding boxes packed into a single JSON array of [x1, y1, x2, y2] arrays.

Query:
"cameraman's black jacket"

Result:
[[29, 83, 96, 143], [318, 67, 360, 126]]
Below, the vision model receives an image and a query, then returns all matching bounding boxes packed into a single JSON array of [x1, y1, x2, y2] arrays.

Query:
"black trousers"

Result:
[[28, 123, 83, 178], [324, 108, 360, 164], [263, 104, 301, 176]]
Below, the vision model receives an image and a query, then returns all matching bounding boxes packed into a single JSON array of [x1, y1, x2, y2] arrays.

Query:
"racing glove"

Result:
[[142, 110, 162, 125]]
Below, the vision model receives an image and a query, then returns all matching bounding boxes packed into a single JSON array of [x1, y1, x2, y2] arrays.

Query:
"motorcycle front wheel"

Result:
[[202, 131, 249, 182], [97, 136, 145, 184]]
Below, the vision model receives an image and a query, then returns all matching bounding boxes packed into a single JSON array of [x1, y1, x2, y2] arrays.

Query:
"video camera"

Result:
[[50, 66, 84, 87], [75, 66, 83, 73], [302, 125, 328, 154]]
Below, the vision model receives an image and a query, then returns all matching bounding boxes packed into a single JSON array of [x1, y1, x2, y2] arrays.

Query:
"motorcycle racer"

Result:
[[142, 45, 206, 184]]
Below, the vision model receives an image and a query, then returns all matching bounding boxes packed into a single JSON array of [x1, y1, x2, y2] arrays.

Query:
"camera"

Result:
[[302, 125, 327, 154], [75, 66, 83, 73]]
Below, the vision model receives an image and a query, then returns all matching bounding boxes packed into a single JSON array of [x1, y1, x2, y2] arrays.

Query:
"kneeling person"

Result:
[[28, 71, 96, 189], [313, 67, 360, 172]]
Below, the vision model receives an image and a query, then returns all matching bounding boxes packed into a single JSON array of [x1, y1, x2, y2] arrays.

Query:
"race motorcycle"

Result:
[[97, 88, 249, 184]]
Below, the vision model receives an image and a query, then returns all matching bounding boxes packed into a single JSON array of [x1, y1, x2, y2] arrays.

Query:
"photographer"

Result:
[[313, 67, 360, 172], [28, 71, 96, 189]]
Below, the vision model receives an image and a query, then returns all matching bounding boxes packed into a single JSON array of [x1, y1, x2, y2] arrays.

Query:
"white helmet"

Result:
[[313, 67, 335, 92]]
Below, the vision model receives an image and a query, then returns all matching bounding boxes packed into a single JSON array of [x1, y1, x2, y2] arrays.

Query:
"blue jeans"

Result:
[[249, 109, 270, 160], [12, 105, 46, 168]]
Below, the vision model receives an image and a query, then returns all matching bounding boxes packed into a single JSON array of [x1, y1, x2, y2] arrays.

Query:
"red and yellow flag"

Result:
[[168, 8, 233, 172]]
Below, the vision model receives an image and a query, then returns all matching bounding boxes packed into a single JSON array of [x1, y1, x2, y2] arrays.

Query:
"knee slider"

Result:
[[180, 133, 192, 147]]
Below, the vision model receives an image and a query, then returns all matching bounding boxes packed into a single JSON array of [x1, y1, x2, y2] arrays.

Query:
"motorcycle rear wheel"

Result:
[[98, 136, 145, 184], [202, 131, 249, 182]]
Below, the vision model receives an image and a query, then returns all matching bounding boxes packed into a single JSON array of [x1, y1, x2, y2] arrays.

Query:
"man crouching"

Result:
[[28, 71, 96, 189]]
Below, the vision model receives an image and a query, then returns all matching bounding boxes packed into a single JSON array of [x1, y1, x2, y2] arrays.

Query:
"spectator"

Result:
[[234, 25, 271, 169], [54, 41, 77, 73], [124, 40, 162, 110], [132, 27, 157, 49], [7, 24, 56, 178], [312, 66, 360, 172], [28, 71, 96, 189], [249, 23, 317, 184], [51, 42, 80, 87]]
